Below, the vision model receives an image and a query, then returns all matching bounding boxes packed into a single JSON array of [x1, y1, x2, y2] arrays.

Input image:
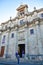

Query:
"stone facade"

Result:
[[0, 4, 43, 60]]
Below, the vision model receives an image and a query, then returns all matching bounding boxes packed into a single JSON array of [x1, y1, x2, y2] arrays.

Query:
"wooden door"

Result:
[[0, 46, 5, 57]]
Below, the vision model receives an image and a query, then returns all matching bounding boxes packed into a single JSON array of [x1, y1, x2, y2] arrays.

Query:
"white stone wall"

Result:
[[1, 22, 43, 59], [35, 24, 42, 54], [27, 26, 38, 55], [8, 29, 17, 59], [27, 24, 43, 55]]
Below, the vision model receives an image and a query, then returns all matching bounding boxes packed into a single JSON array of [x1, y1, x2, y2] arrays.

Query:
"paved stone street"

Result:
[[0, 61, 43, 65], [0, 59, 43, 65]]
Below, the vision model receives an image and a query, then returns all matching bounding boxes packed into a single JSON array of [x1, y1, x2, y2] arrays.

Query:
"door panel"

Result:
[[0, 46, 5, 57]]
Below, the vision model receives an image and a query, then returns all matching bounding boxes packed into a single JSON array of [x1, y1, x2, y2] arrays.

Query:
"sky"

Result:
[[0, 0, 43, 24]]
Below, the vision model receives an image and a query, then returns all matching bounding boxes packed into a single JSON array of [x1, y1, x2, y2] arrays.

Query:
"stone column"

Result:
[[25, 24, 29, 59], [15, 27, 18, 52], [35, 21, 42, 60], [5, 29, 10, 58]]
